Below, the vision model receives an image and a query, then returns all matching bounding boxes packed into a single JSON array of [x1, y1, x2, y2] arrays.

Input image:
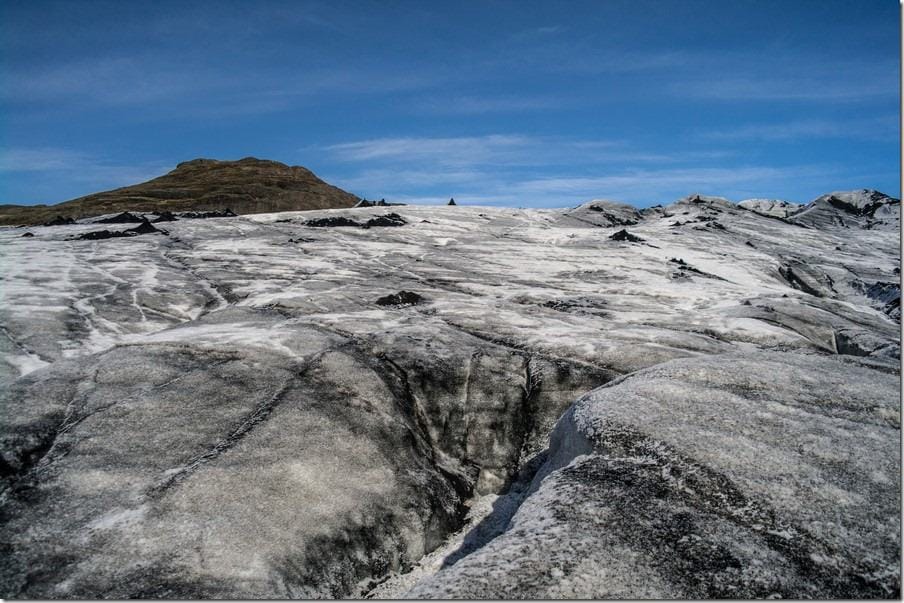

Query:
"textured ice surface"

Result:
[[738, 198, 802, 218], [409, 352, 900, 598], [0, 192, 899, 598]]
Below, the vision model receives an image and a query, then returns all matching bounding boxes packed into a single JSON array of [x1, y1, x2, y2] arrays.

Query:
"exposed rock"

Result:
[[73, 229, 121, 241], [668, 257, 723, 280], [95, 211, 144, 224], [151, 211, 178, 223], [448, 198, 457, 206], [74, 218, 166, 241], [304, 216, 362, 228], [304, 213, 406, 229], [20, 232, 34, 238], [609, 229, 644, 242], [177, 208, 237, 219], [364, 213, 407, 228], [0, 157, 359, 226], [42, 215, 75, 227], [129, 218, 163, 235], [375, 291, 424, 307]]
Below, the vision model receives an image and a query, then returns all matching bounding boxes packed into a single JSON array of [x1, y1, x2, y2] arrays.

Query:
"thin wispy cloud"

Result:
[[321, 135, 732, 170], [511, 166, 825, 196], [318, 134, 841, 207], [324, 135, 538, 164], [330, 168, 490, 192], [2, 1, 898, 205], [2, 57, 203, 105], [700, 116, 899, 142], [321, 135, 658, 167], [673, 69, 897, 103], [481, 45, 692, 78], [0, 148, 91, 172], [506, 24, 566, 43], [413, 94, 569, 115], [328, 164, 843, 208], [4, 56, 446, 113]]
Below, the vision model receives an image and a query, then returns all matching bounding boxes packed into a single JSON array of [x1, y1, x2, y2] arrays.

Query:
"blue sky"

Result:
[[1, 0, 899, 208]]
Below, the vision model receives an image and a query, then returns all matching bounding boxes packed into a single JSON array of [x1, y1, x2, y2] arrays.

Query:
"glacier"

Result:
[[0, 190, 899, 598]]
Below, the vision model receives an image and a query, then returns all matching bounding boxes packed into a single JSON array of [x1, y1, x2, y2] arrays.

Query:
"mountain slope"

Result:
[[0, 157, 359, 226]]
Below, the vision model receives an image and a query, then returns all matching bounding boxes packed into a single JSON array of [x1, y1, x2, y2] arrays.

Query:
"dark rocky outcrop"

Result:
[[74, 218, 166, 241], [42, 215, 75, 227], [95, 211, 144, 224], [304, 213, 406, 229], [375, 291, 424, 307], [177, 208, 237, 219], [151, 211, 178, 223], [305, 216, 362, 228], [364, 213, 407, 228], [128, 218, 162, 235], [609, 229, 644, 242], [669, 258, 725, 281]]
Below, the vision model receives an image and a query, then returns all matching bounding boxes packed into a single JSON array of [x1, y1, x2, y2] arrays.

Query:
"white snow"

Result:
[[0, 196, 897, 385]]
